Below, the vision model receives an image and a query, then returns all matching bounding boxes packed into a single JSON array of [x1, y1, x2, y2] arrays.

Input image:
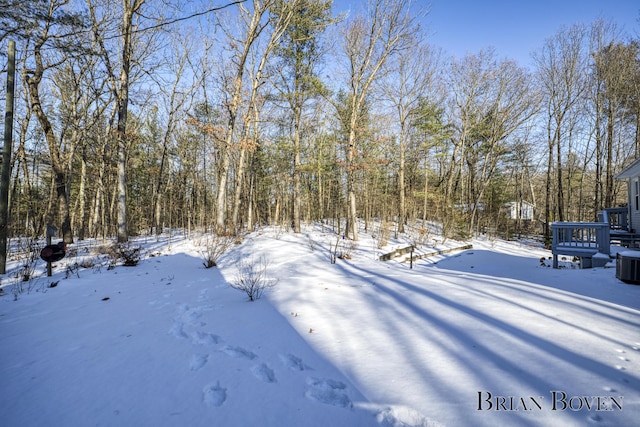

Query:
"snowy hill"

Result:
[[1, 224, 639, 427]]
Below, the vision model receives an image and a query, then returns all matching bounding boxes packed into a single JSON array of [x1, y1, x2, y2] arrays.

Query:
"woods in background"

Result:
[[1, 0, 639, 245]]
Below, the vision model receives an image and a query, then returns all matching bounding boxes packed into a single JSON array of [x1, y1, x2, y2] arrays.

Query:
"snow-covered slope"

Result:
[[1, 225, 638, 426]]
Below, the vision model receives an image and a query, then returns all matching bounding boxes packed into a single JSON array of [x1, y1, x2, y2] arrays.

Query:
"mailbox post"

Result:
[[410, 245, 414, 269]]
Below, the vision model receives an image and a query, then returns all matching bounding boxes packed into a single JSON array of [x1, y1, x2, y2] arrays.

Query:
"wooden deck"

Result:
[[600, 207, 629, 230], [551, 222, 610, 268], [610, 230, 640, 248]]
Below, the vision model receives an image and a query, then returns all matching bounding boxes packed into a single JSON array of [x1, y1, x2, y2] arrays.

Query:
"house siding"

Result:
[[630, 179, 640, 232], [614, 160, 640, 233]]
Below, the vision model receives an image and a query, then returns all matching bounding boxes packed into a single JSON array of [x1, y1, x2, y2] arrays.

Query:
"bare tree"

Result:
[[448, 49, 539, 235], [214, 0, 297, 233], [533, 24, 589, 240], [335, 0, 421, 240], [20, 1, 89, 244], [230, 2, 300, 232], [0, 40, 16, 273], [379, 42, 439, 233], [151, 33, 195, 235], [51, 54, 106, 241], [87, 0, 148, 242], [593, 39, 639, 208], [269, 0, 334, 233]]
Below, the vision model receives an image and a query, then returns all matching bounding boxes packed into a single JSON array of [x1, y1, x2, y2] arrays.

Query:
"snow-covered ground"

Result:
[[0, 223, 638, 427]]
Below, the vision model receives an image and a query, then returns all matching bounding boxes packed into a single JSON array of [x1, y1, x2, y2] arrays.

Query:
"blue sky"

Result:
[[334, 0, 640, 68]]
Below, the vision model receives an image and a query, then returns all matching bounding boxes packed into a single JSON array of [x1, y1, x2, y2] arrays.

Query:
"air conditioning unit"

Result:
[[616, 252, 640, 284]]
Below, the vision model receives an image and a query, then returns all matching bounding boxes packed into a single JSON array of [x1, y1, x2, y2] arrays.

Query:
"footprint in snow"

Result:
[[175, 303, 190, 315], [305, 377, 352, 408], [223, 346, 257, 360], [168, 322, 189, 339], [251, 363, 277, 383], [376, 406, 436, 427], [182, 309, 206, 327], [280, 354, 312, 371], [190, 354, 209, 371], [588, 414, 603, 423], [203, 382, 226, 407], [191, 331, 222, 346]]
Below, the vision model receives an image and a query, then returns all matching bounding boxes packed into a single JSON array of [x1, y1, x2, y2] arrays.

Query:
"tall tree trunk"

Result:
[[346, 124, 359, 241], [595, 101, 602, 214], [218, 0, 296, 233], [605, 103, 615, 208], [77, 152, 87, 240], [544, 131, 553, 245], [114, 0, 144, 242], [26, 49, 73, 243], [153, 141, 168, 235], [398, 134, 406, 234], [555, 127, 565, 221], [247, 162, 255, 232], [0, 40, 15, 273], [231, 145, 247, 230], [293, 119, 301, 233]]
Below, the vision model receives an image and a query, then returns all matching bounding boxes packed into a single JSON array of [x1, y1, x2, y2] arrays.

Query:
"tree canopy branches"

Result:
[[1, 0, 639, 244]]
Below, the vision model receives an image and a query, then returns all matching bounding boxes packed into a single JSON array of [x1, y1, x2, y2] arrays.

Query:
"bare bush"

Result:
[[273, 225, 285, 240], [329, 235, 341, 264], [17, 239, 40, 282], [374, 221, 391, 249], [201, 234, 235, 268], [339, 239, 357, 260], [104, 243, 143, 269], [230, 256, 277, 301], [329, 235, 358, 263], [409, 226, 431, 248], [65, 262, 80, 279], [5, 239, 47, 300], [307, 234, 317, 252]]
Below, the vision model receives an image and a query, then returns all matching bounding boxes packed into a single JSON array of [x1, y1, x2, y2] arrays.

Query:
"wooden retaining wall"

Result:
[[379, 244, 473, 262]]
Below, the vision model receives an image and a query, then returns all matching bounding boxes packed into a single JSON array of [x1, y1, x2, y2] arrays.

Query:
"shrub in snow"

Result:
[[273, 225, 284, 240], [307, 234, 317, 252], [105, 243, 143, 268], [409, 227, 431, 248], [201, 233, 235, 268], [374, 221, 391, 249], [230, 256, 276, 301], [18, 239, 40, 282], [120, 244, 143, 266], [329, 235, 358, 264], [65, 262, 80, 279], [7, 239, 42, 299]]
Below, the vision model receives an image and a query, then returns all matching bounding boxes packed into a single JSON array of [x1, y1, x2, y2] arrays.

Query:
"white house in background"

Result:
[[615, 157, 640, 232], [503, 200, 535, 221], [454, 203, 485, 213]]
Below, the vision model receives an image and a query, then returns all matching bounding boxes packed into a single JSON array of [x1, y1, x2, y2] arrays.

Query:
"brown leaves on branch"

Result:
[[185, 117, 225, 140]]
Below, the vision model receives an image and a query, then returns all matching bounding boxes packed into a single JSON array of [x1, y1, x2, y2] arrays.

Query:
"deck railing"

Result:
[[551, 222, 610, 268], [599, 207, 629, 230]]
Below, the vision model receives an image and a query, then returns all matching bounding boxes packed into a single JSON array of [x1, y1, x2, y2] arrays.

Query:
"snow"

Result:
[[1, 224, 639, 427], [619, 251, 640, 259]]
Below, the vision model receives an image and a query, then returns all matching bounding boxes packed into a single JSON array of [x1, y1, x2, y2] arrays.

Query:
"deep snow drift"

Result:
[[1, 223, 638, 427]]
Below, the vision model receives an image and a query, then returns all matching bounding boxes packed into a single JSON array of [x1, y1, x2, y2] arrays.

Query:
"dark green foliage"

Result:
[[0, 0, 89, 47]]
